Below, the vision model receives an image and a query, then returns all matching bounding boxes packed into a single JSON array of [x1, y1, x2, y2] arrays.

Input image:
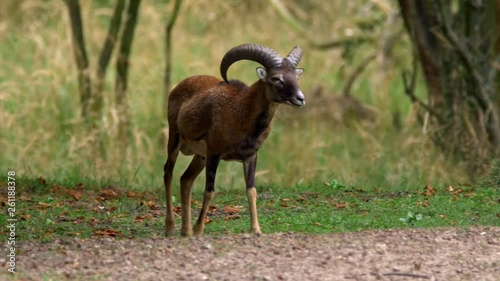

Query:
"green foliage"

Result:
[[399, 211, 423, 226]]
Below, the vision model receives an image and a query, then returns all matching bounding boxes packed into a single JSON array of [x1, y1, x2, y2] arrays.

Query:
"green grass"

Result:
[[1, 174, 497, 242]]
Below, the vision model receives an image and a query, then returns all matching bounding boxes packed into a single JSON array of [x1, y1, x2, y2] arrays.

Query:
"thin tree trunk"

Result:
[[95, 0, 126, 116], [163, 0, 183, 117], [65, 0, 92, 121], [116, 0, 140, 145], [398, 0, 444, 111], [494, 0, 500, 109], [161, 0, 182, 147]]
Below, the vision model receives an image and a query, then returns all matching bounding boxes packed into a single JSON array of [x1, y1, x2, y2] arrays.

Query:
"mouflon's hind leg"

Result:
[[180, 155, 206, 237], [243, 155, 262, 234], [193, 155, 220, 236], [164, 131, 181, 237]]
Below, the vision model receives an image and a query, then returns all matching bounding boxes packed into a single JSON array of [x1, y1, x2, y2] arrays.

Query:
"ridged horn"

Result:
[[220, 44, 283, 82], [284, 46, 303, 67]]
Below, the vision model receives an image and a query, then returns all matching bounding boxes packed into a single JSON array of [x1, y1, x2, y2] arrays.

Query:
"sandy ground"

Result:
[[3, 226, 499, 281]]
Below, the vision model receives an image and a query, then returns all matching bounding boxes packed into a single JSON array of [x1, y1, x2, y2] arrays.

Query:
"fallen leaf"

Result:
[[280, 198, 290, 207], [451, 189, 465, 195], [208, 205, 217, 213], [75, 183, 84, 189], [94, 229, 121, 237], [152, 209, 163, 217], [416, 201, 429, 207], [87, 217, 98, 226], [108, 206, 118, 213], [135, 214, 149, 222], [204, 218, 213, 224], [464, 189, 475, 197], [173, 206, 182, 214], [38, 177, 47, 186], [57, 215, 75, 222], [335, 202, 347, 209], [447, 186, 455, 192], [20, 214, 31, 220], [100, 187, 120, 199], [143, 200, 160, 210], [127, 191, 143, 198], [223, 205, 243, 214], [224, 214, 241, 221], [38, 202, 55, 209], [72, 217, 86, 224], [19, 192, 33, 202], [422, 185, 437, 197], [69, 189, 83, 201]]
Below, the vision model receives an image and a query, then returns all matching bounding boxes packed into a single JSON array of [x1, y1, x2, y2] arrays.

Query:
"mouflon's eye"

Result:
[[271, 77, 281, 83]]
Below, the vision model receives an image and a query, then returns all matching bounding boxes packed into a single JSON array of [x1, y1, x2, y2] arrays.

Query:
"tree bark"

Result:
[[95, 0, 126, 116], [116, 0, 140, 145], [65, 0, 92, 121], [494, 0, 500, 109], [163, 0, 183, 120], [398, 0, 444, 111]]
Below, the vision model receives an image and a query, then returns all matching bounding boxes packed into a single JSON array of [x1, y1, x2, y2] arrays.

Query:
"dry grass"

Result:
[[0, 0, 470, 192]]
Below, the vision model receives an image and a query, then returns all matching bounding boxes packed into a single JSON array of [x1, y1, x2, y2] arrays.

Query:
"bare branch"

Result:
[[310, 34, 374, 50], [382, 272, 430, 279], [342, 53, 376, 97]]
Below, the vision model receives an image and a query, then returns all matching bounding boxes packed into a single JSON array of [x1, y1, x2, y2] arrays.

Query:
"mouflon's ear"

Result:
[[256, 67, 267, 80]]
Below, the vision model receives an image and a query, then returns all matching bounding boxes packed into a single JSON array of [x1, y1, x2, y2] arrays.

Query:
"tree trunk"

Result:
[[161, 0, 182, 146], [65, 0, 92, 122], [494, 0, 500, 109], [116, 0, 141, 146], [95, 0, 126, 117]]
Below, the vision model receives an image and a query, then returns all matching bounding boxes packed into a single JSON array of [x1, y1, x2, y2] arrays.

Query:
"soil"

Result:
[[4, 226, 499, 281]]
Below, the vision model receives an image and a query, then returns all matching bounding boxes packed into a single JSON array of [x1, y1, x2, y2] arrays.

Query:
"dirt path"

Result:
[[5, 227, 499, 281]]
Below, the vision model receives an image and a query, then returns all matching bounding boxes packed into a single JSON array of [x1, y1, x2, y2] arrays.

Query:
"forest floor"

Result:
[[6, 226, 499, 281]]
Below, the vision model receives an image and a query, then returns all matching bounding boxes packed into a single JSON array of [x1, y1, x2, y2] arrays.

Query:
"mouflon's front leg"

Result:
[[243, 155, 262, 234]]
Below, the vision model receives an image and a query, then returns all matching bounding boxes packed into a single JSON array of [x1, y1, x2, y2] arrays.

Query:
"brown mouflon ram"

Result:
[[164, 43, 305, 237]]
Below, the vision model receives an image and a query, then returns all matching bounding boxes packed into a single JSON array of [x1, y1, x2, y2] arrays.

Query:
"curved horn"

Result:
[[284, 46, 303, 67], [220, 44, 282, 82]]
